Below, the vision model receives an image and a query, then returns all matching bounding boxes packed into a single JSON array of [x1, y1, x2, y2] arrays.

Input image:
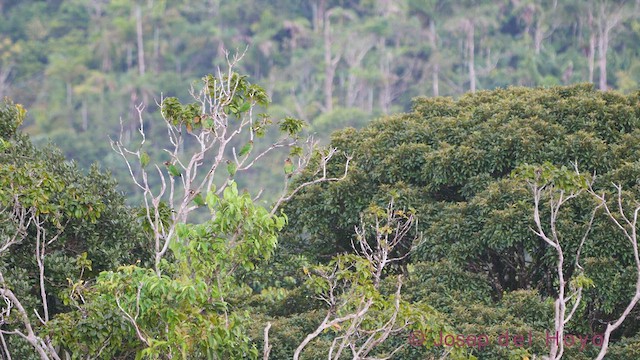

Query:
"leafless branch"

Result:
[[0, 329, 12, 360], [587, 182, 640, 360], [271, 148, 351, 215], [528, 170, 589, 360], [0, 286, 60, 360], [263, 322, 272, 360], [294, 199, 418, 360], [113, 52, 351, 276], [115, 283, 150, 347], [0, 192, 68, 360]]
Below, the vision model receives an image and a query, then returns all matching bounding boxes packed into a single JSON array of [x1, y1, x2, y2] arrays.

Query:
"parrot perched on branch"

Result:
[[284, 157, 295, 176], [226, 160, 237, 177], [164, 161, 181, 177]]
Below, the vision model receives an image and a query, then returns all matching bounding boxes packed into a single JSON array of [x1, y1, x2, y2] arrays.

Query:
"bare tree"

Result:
[[525, 163, 640, 359], [527, 165, 597, 360], [111, 51, 350, 274], [588, 183, 640, 359], [0, 194, 64, 360], [292, 199, 420, 360]]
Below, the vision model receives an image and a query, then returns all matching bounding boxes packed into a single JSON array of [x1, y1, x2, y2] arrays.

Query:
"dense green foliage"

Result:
[[3, 65, 464, 358], [51, 182, 287, 359], [5, 79, 640, 358], [284, 84, 640, 357], [0, 99, 150, 359]]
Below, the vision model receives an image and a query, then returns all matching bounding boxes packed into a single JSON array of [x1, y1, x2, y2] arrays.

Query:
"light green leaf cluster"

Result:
[[52, 181, 287, 359]]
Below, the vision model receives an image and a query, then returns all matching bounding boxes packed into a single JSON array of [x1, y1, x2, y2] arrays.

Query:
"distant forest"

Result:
[[1, 0, 639, 194]]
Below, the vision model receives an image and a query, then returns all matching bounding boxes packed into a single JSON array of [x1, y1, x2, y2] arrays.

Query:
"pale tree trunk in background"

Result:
[[595, 2, 627, 91], [99, 33, 113, 72], [432, 62, 440, 97], [0, 66, 10, 98], [66, 82, 74, 127], [133, 4, 150, 138], [153, 26, 161, 73], [589, 35, 596, 84], [86, 0, 111, 72], [534, 17, 544, 55], [323, 9, 340, 113], [135, 5, 145, 77], [532, 2, 559, 55], [466, 21, 476, 92], [429, 20, 439, 97], [344, 34, 374, 108], [587, 10, 596, 84], [312, 0, 326, 33], [597, 24, 608, 90], [126, 44, 133, 72], [81, 100, 88, 132], [378, 38, 392, 113]]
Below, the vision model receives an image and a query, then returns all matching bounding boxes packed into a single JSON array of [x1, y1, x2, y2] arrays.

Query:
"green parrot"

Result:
[[140, 151, 150, 168], [164, 161, 181, 177], [238, 140, 253, 157], [203, 117, 214, 129], [193, 193, 205, 207], [227, 160, 237, 177], [284, 157, 295, 176]]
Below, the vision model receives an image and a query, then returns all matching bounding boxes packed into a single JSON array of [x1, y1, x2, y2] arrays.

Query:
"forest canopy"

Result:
[[5, 79, 640, 358], [3, 1, 640, 360]]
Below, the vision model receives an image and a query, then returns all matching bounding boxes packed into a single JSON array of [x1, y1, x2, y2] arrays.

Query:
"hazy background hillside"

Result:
[[1, 0, 639, 198]]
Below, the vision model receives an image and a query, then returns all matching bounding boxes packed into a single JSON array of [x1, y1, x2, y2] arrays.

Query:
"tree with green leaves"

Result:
[[513, 160, 640, 359], [51, 181, 289, 359], [283, 84, 640, 357], [0, 99, 149, 359], [110, 52, 350, 274], [292, 199, 468, 360], [46, 56, 358, 359]]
